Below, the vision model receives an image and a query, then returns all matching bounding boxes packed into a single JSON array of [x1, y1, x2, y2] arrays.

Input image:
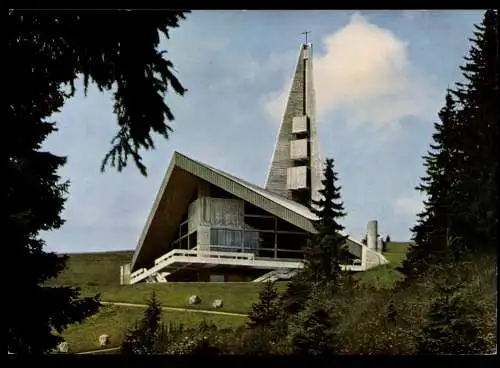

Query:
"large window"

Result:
[[243, 231, 275, 250], [210, 229, 242, 252], [180, 221, 189, 238], [188, 231, 197, 250], [171, 217, 196, 250], [166, 197, 357, 263], [244, 215, 275, 231], [277, 232, 308, 252], [277, 218, 303, 232], [169, 198, 311, 260], [277, 249, 303, 259], [209, 229, 277, 253], [258, 249, 275, 258], [180, 236, 188, 249], [210, 229, 242, 247], [208, 227, 307, 259], [243, 230, 259, 250]]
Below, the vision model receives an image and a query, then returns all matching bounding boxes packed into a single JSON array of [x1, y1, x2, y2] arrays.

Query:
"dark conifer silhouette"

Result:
[[7, 10, 189, 353]]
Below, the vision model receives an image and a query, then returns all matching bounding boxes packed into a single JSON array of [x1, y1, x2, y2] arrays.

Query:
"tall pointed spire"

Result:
[[265, 42, 322, 207]]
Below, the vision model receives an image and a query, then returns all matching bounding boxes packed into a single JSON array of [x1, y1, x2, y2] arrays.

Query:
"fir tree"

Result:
[[121, 291, 165, 354], [402, 92, 461, 278], [282, 159, 347, 355], [290, 307, 333, 355], [143, 291, 162, 332], [247, 281, 281, 328], [288, 285, 341, 355], [450, 9, 499, 254], [8, 11, 189, 353], [280, 273, 311, 316], [304, 158, 348, 286], [121, 322, 143, 355], [7, 101, 101, 353], [402, 10, 499, 279]]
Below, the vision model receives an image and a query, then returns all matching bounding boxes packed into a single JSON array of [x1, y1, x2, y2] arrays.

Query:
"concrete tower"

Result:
[[265, 42, 322, 207]]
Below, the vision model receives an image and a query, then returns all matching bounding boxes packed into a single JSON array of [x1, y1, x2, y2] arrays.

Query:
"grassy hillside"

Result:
[[46, 251, 271, 314], [48, 249, 407, 353], [62, 304, 246, 353], [348, 242, 409, 290], [49, 250, 134, 287], [383, 242, 411, 265], [48, 251, 254, 352], [81, 283, 270, 314], [352, 264, 405, 290]]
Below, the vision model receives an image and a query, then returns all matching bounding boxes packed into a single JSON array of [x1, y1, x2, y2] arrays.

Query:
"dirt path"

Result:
[[77, 347, 121, 355], [100, 301, 247, 317]]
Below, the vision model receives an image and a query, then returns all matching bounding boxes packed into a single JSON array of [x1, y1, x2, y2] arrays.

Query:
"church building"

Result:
[[120, 42, 388, 284]]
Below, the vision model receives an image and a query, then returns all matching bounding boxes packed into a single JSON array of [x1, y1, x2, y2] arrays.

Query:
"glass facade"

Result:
[[163, 185, 361, 265], [210, 229, 243, 252], [169, 194, 310, 260], [208, 203, 308, 259], [244, 215, 275, 231], [188, 231, 197, 249], [171, 215, 197, 250]]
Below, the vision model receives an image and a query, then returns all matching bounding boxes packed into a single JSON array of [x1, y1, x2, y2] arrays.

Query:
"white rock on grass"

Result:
[[188, 295, 201, 305], [212, 299, 223, 308], [58, 342, 69, 353], [99, 334, 110, 347]]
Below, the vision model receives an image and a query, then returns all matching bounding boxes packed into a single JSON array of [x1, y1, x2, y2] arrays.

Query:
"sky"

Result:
[[42, 10, 484, 254]]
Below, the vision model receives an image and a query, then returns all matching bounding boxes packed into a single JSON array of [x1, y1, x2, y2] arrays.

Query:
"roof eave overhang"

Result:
[[131, 153, 178, 269], [175, 153, 317, 233]]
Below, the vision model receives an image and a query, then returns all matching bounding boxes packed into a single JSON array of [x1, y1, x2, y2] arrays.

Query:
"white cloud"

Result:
[[394, 194, 424, 217], [263, 13, 437, 131], [210, 49, 297, 92]]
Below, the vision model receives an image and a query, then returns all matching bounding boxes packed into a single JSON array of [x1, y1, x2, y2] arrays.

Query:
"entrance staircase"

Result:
[[253, 269, 298, 282]]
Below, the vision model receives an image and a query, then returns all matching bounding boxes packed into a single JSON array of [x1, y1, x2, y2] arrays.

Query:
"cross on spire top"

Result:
[[301, 31, 311, 44]]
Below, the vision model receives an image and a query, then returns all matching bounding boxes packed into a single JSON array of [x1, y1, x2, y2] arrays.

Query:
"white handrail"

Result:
[[130, 268, 146, 278], [155, 249, 198, 265], [155, 249, 255, 265], [196, 250, 255, 260]]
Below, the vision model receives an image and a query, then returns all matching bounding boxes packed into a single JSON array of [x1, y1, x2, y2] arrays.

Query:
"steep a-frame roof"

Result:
[[131, 152, 363, 270]]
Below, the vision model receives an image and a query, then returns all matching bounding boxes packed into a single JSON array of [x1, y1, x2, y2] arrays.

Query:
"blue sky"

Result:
[[42, 10, 484, 253]]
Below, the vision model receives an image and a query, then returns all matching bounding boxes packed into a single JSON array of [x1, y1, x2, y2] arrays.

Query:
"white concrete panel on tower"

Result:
[[292, 116, 308, 133], [290, 139, 308, 160], [287, 166, 308, 190]]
